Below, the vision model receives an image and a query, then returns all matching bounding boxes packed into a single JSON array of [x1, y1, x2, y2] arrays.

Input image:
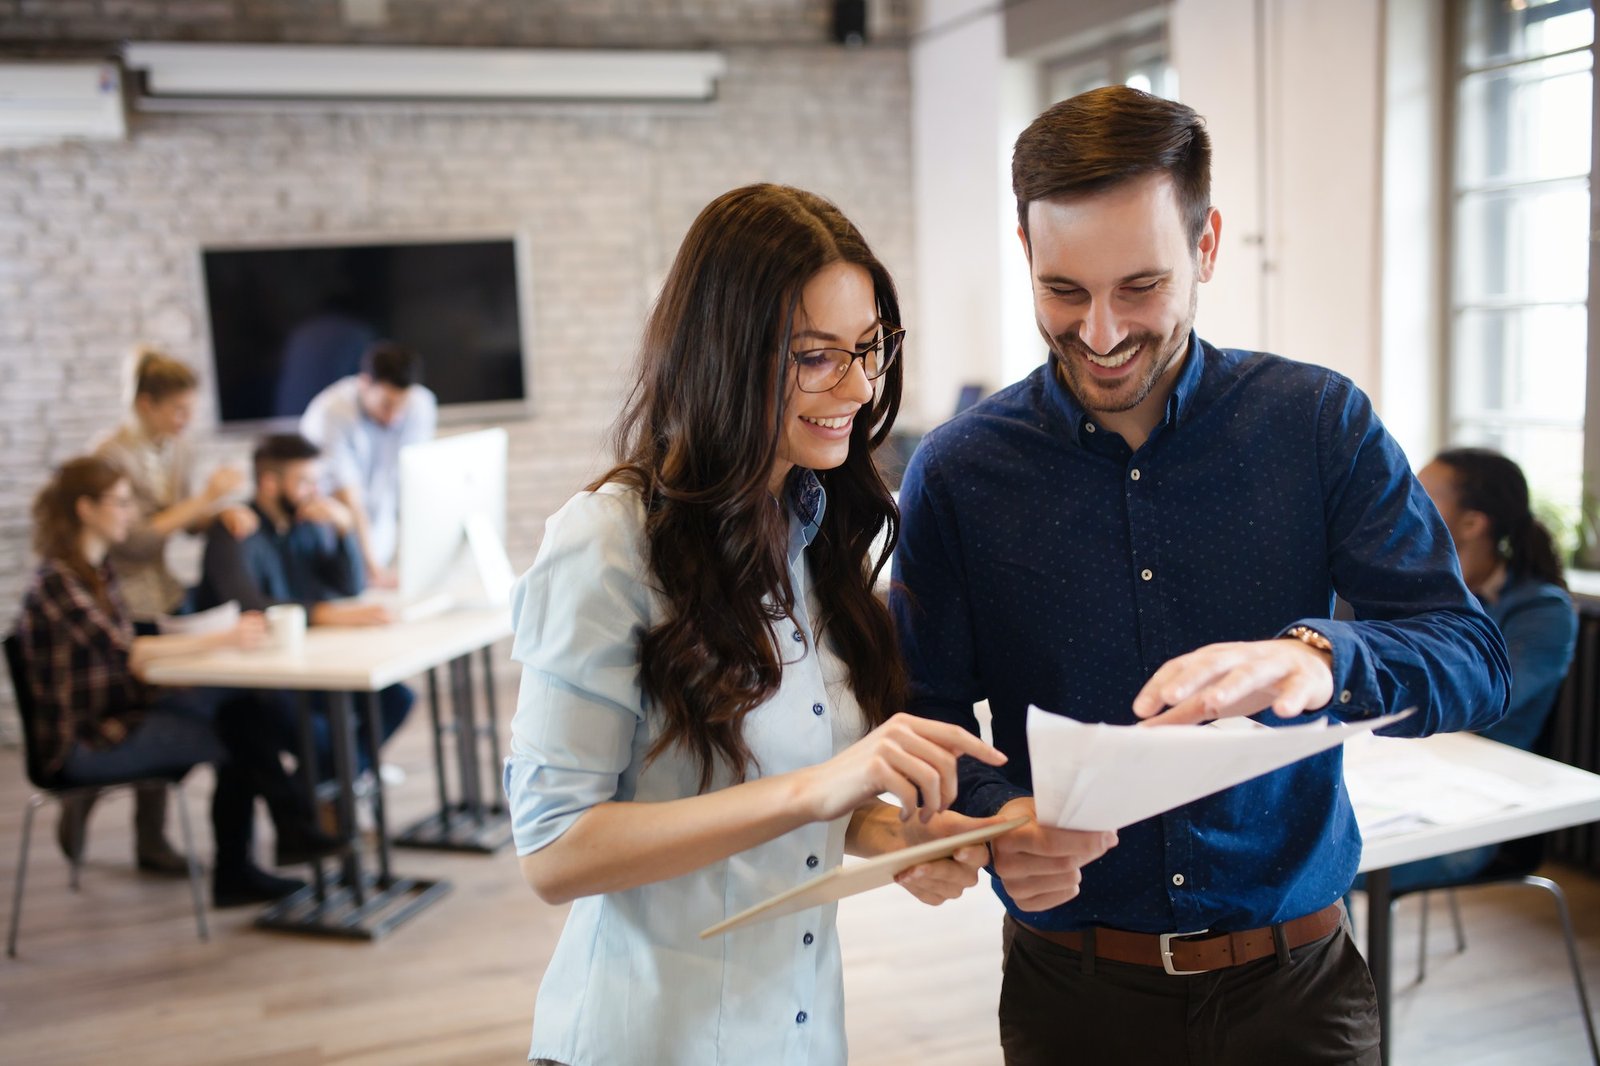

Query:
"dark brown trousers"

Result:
[[999, 915, 1382, 1066]]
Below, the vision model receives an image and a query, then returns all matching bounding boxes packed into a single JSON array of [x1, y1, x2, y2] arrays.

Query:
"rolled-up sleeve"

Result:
[[503, 488, 652, 856]]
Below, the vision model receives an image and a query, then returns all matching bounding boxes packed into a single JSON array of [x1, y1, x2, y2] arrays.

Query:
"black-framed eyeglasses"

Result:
[[789, 327, 904, 394]]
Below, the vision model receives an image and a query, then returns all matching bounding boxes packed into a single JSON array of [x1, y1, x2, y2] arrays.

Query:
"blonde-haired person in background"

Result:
[[86, 347, 258, 875]]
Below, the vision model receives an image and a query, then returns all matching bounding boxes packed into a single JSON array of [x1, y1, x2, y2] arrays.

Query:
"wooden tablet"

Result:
[[699, 815, 1029, 939]]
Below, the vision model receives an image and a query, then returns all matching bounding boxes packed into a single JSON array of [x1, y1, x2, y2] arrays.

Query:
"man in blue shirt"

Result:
[[193, 433, 414, 785], [891, 86, 1511, 1065]]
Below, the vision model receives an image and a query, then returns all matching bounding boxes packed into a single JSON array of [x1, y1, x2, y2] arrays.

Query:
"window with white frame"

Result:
[[1448, 0, 1593, 539], [1042, 28, 1176, 104]]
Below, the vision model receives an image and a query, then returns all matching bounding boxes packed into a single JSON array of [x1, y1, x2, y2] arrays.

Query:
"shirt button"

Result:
[[803, 932, 814, 946], [1172, 873, 1185, 886], [812, 702, 824, 716], [806, 854, 819, 869], [1130, 468, 1141, 481], [1339, 690, 1352, 704], [1085, 422, 1097, 434], [791, 628, 804, 643], [796, 1011, 808, 1024], [1141, 568, 1154, 581]]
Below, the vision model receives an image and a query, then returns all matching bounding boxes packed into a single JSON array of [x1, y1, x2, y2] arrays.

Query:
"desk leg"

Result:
[[1367, 868, 1394, 1066], [393, 652, 513, 854], [294, 692, 327, 901], [481, 646, 504, 793], [426, 668, 450, 827], [454, 654, 485, 827], [328, 690, 366, 907], [255, 693, 450, 940], [363, 691, 393, 887]]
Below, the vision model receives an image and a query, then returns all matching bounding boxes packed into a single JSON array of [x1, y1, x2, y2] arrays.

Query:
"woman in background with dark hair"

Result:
[[1371, 447, 1578, 890], [504, 184, 1025, 1066], [18, 456, 335, 906]]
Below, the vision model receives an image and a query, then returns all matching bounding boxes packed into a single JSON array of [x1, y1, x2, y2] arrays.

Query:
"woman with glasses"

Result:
[[16, 456, 337, 906], [505, 184, 1008, 1066]]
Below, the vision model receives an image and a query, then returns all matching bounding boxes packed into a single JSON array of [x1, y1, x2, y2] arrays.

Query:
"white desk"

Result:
[[143, 606, 513, 939], [1347, 733, 1600, 1064]]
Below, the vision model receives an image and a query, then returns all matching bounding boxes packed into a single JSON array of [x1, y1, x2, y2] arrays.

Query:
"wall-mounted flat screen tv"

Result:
[[201, 237, 527, 424]]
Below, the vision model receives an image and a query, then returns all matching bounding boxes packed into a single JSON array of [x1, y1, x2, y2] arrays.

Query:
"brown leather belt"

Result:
[[1017, 901, 1344, 976]]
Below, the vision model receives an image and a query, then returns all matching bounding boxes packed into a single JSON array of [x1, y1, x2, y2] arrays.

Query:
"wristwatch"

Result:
[[1284, 625, 1333, 654]]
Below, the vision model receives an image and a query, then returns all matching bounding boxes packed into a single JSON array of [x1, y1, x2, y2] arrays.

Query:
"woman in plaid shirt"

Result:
[[17, 455, 337, 906]]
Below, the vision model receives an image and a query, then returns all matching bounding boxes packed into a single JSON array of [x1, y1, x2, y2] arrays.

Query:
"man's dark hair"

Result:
[[253, 432, 321, 479], [362, 340, 422, 390], [1013, 85, 1212, 246]]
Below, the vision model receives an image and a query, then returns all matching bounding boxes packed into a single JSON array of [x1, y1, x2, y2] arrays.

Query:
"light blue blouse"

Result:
[[503, 475, 865, 1066]]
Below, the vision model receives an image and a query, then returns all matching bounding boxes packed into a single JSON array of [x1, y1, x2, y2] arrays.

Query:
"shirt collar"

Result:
[[1043, 331, 1207, 448], [785, 468, 826, 564]]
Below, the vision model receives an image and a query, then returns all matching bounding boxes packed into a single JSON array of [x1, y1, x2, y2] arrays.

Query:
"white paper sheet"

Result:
[[1027, 705, 1414, 832], [154, 600, 240, 636], [1342, 735, 1535, 831]]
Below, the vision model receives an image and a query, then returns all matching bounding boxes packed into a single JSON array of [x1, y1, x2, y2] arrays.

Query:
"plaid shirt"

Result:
[[17, 558, 152, 776]]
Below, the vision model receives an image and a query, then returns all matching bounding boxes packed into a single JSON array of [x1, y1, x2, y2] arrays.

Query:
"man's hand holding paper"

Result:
[[987, 797, 1118, 912]]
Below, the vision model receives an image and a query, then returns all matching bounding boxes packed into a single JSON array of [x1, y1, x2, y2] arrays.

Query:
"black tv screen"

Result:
[[202, 238, 526, 423]]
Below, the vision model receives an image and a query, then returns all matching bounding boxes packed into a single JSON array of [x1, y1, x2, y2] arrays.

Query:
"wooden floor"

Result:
[[2, 701, 1599, 1065]]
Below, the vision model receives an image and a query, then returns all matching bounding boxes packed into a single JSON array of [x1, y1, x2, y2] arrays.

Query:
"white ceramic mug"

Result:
[[264, 602, 307, 656]]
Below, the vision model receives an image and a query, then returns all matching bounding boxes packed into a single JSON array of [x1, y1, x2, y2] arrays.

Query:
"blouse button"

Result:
[[796, 1011, 808, 1024], [812, 702, 824, 717], [806, 854, 819, 869], [791, 629, 804, 643], [803, 932, 814, 946]]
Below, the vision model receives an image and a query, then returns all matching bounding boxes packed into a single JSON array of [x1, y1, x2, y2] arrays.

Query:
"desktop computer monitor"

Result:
[[396, 428, 515, 613]]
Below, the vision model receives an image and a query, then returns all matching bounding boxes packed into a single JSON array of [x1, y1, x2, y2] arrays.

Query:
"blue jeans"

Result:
[[59, 688, 227, 785]]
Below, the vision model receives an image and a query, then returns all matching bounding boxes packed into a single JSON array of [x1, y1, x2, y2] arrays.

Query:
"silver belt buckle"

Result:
[[1159, 927, 1212, 975]]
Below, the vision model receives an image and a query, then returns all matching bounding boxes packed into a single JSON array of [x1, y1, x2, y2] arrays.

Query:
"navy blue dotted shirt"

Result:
[[890, 334, 1511, 934]]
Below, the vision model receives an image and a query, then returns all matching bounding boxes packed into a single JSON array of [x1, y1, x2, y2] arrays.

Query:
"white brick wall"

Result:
[[0, 42, 915, 742]]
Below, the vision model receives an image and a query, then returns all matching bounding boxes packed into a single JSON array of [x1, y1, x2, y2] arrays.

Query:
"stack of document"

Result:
[[1027, 706, 1413, 832], [1343, 735, 1536, 839]]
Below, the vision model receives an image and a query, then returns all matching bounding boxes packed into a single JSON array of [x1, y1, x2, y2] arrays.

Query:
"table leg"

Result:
[[392, 651, 513, 854], [294, 691, 327, 901], [328, 690, 366, 907], [1366, 867, 1394, 1065], [426, 667, 450, 827], [481, 645, 505, 799], [455, 654, 485, 827], [363, 690, 393, 887]]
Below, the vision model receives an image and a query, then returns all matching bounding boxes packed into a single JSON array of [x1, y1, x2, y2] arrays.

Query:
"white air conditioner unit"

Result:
[[122, 43, 727, 107], [0, 61, 126, 149]]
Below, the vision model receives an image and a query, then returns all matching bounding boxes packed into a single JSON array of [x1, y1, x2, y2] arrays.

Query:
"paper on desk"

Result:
[[1343, 737, 1537, 836], [154, 600, 239, 636], [1028, 706, 1415, 832]]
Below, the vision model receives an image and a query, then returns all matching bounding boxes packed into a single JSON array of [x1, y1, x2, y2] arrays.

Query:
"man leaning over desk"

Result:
[[191, 433, 414, 785], [891, 86, 1512, 1066]]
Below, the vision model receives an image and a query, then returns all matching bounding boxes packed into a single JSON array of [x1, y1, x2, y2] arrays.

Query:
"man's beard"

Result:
[[1045, 284, 1196, 416]]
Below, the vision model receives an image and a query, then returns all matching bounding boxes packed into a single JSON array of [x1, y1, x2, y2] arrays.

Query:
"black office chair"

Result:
[[1396, 706, 1599, 1064], [4, 633, 209, 958]]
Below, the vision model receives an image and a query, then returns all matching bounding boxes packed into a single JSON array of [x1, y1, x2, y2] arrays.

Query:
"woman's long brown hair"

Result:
[[599, 183, 906, 792], [31, 456, 125, 610]]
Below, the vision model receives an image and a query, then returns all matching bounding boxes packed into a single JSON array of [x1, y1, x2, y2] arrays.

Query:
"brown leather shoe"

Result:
[[136, 839, 193, 877]]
